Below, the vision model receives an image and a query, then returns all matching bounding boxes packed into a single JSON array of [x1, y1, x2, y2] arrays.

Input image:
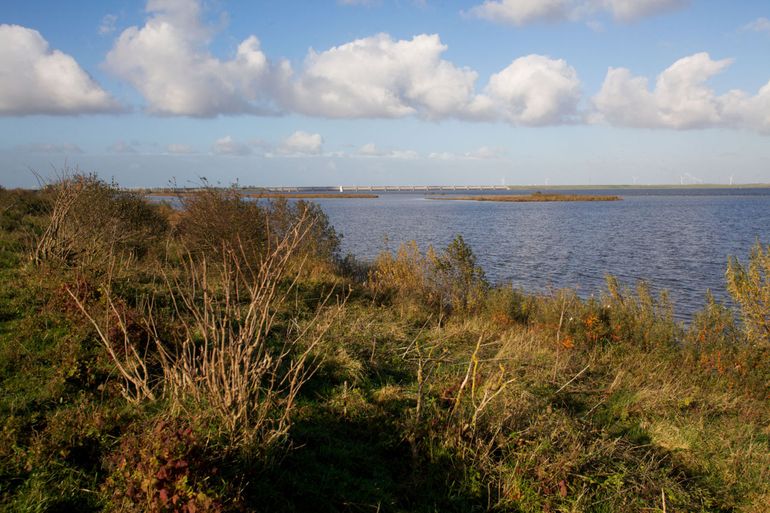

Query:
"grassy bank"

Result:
[[1, 178, 768, 512], [428, 192, 622, 202]]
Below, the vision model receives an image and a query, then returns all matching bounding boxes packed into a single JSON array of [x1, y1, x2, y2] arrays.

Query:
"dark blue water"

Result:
[[311, 189, 770, 319]]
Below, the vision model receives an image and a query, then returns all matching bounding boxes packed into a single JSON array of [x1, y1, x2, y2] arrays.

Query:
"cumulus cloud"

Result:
[[470, 55, 581, 125], [212, 136, 252, 156], [0, 24, 121, 116], [592, 52, 770, 133], [467, 0, 689, 25], [289, 33, 479, 119], [105, 0, 284, 116], [288, 34, 580, 124], [102, 0, 582, 125], [277, 131, 324, 155], [15, 143, 84, 154], [467, 0, 570, 25], [606, 0, 689, 22]]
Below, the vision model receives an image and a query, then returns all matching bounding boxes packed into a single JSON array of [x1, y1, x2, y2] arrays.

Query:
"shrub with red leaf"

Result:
[[103, 419, 226, 513]]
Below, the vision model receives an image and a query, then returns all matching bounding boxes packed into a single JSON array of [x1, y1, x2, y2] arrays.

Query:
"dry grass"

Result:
[[67, 209, 346, 449]]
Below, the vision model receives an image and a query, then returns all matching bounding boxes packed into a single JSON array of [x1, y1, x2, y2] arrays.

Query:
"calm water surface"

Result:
[[312, 189, 770, 319]]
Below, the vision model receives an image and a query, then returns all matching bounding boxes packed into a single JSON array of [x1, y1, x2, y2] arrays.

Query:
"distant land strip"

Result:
[[427, 193, 622, 202], [145, 191, 378, 199]]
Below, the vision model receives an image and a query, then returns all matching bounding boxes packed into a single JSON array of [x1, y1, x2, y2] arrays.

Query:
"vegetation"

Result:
[[427, 192, 622, 202], [1, 176, 768, 512]]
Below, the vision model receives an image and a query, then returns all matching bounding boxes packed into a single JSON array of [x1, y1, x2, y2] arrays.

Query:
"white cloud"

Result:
[[467, 0, 689, 25], [15, 143, 84, 154], [357, 143, 387, 157], [355, 143, 420, 159], [109, 140, 140, 153], [428, 146, 506, 160], [604, 0, 689, 22], [212, 136, 252, 156], [721, 83, 770, 135], [289, 33, 479, 119], [105, 0, 284, 116], [166, 143, 195, 154], [288, 34, 580, 125], [277, 131, 324, 155], [471, 55, 581, 125], [467, 0, 570, 25], [0, 24, 121, 116], [102, 1, 582, 125], [743, 17, 770, 34], [592, 52, 770, 133], [99, 14, 118, 35]]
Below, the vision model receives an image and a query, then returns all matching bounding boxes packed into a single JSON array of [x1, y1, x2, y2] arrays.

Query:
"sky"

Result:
[[1, 0, 769, 188]]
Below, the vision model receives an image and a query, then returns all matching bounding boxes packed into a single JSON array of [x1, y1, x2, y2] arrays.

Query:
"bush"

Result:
[[177, 190, 341, 273], [33, 174, 168, 270], [176, 187, 267, 260], [726, 242, 770, 347], [266, 198, 341, 264], [431, 235, 488, 312], [369, 236, 487, 314], [103, 419, 225, 513]]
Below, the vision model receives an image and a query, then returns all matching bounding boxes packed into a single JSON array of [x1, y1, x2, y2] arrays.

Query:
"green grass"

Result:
[[1, 185, 768, 512]]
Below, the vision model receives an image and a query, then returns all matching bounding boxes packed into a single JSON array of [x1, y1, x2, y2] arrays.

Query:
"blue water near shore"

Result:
[[311, 188, 770, 319]]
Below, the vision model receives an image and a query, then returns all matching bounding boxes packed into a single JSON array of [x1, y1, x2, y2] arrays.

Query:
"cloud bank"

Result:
[[102, 0, 581, 126], [3, 0, 769, 135], [592, 53, 770, 133]]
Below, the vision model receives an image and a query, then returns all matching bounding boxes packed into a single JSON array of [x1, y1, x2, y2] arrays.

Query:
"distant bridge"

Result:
[[141, 185, 515, 194], [264, 185, 512, 192]]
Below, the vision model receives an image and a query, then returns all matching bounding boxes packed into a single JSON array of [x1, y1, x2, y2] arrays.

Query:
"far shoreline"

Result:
[[427, 193, 622, 202]]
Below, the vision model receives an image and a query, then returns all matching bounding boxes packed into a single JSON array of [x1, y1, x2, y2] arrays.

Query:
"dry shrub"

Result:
[[176, 187, 267, 260], [726, 242, 770, 347], [265, 197, 340, 265], [177, 190, 341, 277], [370, 235, 488, 313], [69, 210, 344, 450], [370, 241, 433, 299], [33, 173, 168, 270]]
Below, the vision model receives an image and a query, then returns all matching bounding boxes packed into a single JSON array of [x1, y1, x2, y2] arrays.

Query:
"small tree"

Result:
[[431, 235, 488, 312], [726, 242, 770, 346]]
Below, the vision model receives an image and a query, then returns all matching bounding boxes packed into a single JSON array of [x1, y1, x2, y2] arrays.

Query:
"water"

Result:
[[311, 189, 770, 319]]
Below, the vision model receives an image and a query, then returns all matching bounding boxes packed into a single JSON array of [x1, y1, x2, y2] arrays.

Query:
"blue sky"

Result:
[[1, 0, 769, 188]]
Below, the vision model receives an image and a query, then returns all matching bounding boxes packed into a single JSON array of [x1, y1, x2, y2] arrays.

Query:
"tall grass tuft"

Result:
[[726, 242, 770, 347]]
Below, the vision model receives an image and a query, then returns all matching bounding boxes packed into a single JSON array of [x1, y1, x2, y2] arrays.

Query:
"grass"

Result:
[[427, 192, 622, 202], [1, 180, 768, 512]]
